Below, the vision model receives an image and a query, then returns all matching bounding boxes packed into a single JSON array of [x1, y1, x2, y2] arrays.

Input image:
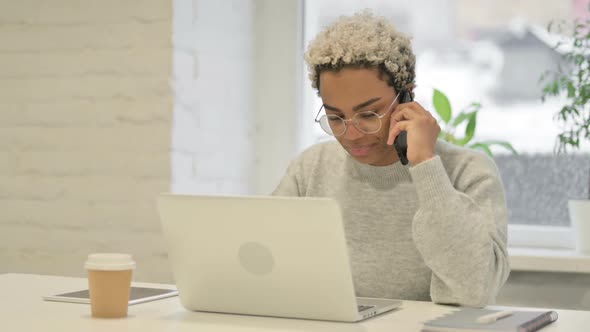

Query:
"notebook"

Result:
[[422, 308, 558, 332]]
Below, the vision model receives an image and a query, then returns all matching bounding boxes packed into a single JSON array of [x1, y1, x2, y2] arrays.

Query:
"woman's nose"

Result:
[[342, 121, 365, 140]]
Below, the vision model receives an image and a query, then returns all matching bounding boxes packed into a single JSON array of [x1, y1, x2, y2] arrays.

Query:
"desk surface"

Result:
[[2, 273, 589, 331]]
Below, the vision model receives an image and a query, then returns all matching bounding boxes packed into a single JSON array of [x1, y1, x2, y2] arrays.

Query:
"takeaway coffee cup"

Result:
[[84, 253, 136, 318]]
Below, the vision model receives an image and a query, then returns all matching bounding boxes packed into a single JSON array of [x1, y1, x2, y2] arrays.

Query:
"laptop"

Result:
[[157, 193, 402, 322]]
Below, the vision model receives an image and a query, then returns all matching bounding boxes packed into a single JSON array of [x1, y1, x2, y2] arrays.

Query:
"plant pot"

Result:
[[569, 200, 590, 253]]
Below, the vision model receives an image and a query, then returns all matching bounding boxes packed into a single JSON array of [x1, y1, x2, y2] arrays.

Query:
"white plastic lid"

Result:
[[84, 253, 136, 271]]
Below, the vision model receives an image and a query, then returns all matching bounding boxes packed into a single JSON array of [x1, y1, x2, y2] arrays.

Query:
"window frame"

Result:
[[509, 224, 574, 249]]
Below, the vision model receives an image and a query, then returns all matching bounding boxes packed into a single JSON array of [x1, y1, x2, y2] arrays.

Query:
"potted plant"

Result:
[[541, 14, 590, 252], [431, 88, 518, 157]]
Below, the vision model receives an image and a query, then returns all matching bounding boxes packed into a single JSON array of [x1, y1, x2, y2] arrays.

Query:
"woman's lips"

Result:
[[347, 144, 376, 157]]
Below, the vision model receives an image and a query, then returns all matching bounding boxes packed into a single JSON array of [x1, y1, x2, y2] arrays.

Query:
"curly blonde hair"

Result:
[[305, 10, 416, 95]]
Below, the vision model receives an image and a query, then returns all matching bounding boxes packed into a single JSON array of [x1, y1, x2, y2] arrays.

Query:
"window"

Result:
[[301, 0, 590, 248]]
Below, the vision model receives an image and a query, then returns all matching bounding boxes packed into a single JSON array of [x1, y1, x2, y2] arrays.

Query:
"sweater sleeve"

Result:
[[272, 158, 303, 197], [408, 154, 510, 307]]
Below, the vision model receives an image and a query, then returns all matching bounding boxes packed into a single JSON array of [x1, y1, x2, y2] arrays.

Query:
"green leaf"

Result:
[[477, 140, 519, 155], [567, 81, 576, 98], [465, 112, 477, 139], [456, 111, 477, 145], [469, 143, 493, 156], [552, 81, 559, 94], [432, 88, 452, 124], [451, 111, 474, 127], [462, 102, 482, 115]]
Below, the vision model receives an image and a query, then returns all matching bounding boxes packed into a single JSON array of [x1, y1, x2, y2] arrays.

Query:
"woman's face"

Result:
[[319, 67, 400, 166]]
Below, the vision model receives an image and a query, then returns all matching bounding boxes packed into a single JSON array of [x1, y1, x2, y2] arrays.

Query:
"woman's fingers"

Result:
[[387, 120, 410, 145]]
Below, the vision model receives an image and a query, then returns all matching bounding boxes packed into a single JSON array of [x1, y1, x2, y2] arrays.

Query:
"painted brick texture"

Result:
[[0, 0, 174, 282]]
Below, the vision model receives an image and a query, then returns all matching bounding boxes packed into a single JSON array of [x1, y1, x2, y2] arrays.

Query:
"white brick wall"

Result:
[[1, 0, 301, 284], [0, 0, 174, 282]]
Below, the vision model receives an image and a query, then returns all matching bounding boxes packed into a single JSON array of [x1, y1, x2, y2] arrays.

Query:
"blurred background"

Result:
[[1, 0, 589, 310]]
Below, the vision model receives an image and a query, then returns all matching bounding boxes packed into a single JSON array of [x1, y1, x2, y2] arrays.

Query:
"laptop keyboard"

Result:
[[358, 305, 374, 312]]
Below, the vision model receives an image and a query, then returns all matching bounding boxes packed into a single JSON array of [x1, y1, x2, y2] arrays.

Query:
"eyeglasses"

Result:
[[314, 92, 401, 137]]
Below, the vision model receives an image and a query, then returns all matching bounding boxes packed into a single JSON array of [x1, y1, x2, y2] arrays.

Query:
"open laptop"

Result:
[[157, 193, 402, 322]]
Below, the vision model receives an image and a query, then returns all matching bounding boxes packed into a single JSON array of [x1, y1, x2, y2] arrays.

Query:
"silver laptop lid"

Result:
[[157, 194, 361, 321]]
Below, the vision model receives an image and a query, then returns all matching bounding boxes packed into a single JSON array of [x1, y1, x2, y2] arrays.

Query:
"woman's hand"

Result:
[[387, 101, 440, 165]]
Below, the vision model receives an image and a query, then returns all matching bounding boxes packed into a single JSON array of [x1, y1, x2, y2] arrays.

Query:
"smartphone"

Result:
[[42, 286, 178, 305], [393, 90, 413, 165]]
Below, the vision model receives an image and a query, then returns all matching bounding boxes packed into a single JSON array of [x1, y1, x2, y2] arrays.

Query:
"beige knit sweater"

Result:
[[273, 140, 510, 307]]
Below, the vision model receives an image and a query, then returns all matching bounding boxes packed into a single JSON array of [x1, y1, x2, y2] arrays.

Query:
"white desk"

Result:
[[2, 273, 589, 331]]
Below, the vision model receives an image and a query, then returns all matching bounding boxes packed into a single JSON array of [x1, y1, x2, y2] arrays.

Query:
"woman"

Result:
[[273, 11, 509, 307]]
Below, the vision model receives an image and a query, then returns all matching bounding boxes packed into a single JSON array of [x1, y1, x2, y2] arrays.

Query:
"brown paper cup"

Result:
[[85, 253, 136, 318]]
